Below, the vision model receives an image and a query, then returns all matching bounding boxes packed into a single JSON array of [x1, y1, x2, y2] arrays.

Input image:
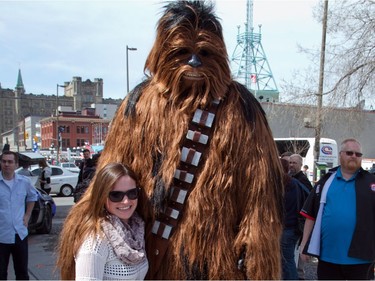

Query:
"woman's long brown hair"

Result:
[[56, 163, 140, 280]]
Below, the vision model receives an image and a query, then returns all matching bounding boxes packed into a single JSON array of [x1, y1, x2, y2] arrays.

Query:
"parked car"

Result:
[[16, 165, 78, 197], [29, 187, 56, 234], [60, 162, 80, 173]]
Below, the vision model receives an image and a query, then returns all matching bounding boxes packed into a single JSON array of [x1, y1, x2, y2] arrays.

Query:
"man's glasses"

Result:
[[108, 188, 140, 202], [341, 151, 363, 157]]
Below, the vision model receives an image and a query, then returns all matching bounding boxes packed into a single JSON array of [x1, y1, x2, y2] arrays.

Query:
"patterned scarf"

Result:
[[101, 212, 146, 265]]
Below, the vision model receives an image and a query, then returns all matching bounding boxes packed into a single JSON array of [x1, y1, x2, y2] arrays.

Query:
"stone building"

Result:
[[0, 69, 121, 149], [63, 76, 104, 111]]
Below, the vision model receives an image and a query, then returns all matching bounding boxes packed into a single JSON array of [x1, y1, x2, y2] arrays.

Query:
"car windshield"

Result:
[[31, 169, 41, 176]]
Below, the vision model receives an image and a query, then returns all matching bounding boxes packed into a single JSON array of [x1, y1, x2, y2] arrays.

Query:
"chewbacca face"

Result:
[[145, 0, 231, 102]]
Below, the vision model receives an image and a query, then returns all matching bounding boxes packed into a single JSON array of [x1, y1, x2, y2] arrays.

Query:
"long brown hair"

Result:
[[56, 163, 140, 280], [38, 158, 48, 169]]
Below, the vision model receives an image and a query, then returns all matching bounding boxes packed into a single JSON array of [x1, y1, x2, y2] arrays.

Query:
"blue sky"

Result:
[[0, 0, 321, 100]]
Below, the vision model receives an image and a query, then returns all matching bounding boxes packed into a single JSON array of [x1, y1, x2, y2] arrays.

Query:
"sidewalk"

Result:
[[8, 232, 61, 280], [7, 207, 67, 280], [10, 233, 60, 280]]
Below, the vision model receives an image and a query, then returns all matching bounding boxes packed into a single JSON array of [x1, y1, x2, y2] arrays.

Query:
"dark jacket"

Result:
[[283, 177, 301, 229], [293, 170, 313, 191], [78, 158, 93, 184], [301, 167, 375, 261]]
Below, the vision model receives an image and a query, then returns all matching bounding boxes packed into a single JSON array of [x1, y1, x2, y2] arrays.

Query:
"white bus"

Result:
[[274, 137, 338, 182]]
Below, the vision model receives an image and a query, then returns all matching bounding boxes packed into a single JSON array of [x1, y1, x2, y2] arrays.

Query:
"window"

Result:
[[76, 139, 85, 147], [60, 125, 70, 133], [51, 168, 63, 176], [77, 126, 88, 134], [62, 139, 70, 148]]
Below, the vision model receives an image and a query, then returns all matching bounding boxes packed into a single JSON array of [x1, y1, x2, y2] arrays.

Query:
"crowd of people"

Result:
[[279, 139, 375, 280], [1, 138, 374, 280]]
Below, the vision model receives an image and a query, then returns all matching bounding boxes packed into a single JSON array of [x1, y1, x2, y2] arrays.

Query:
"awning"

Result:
[[17, 151, 45, 166]]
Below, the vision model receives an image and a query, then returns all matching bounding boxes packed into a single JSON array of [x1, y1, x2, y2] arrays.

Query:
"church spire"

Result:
[[15, 68, 25, 96], [16, 68, 24, 89]]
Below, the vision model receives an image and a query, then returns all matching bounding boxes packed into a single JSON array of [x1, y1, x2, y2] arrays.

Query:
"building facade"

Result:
[[262, 102, 375, 159], [63, 76, 104, 111], [39, 111, 110, 151], [0, 69, 121, 149]]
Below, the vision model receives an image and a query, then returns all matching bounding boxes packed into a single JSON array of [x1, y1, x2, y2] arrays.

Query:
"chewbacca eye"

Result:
[[175, 48, 189, 57], [199, 49, 210, 57]]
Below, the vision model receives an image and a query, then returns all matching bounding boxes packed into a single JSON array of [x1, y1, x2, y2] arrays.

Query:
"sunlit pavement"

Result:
[[8, 197, 73, 280]]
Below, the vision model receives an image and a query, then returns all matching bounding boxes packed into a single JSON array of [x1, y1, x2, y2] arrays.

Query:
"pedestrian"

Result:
[[300, 138, 375, 280], [0, 150, 38, 280], [289, 154, 313, 191], [73, 154, 100, 203], [280, 158, 304, 280], [38, 158, 52, 194], [303, 165, 309, 176], [77, 148, 91, 186], [287, 153, 313, 279], [17, 162, 33, 176], [57, 162, 148, 280], [281, 151, 293, 161]]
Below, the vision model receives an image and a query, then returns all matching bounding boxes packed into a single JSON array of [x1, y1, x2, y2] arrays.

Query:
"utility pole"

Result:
[[314, 0, 329, 182], [126, 45, 137, 93], [56, 84, 66, 164]]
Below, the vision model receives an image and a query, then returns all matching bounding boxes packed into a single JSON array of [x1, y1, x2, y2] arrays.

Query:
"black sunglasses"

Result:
[[108, 188, 140, 202], [342, 151, 363, 157]]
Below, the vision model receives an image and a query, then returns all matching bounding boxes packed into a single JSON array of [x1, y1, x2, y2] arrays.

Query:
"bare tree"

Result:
[[322, 0, 375, 108], [281, 0, 374, 109]]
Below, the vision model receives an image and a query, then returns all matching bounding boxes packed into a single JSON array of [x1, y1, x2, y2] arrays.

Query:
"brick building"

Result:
[[39, 110, 110, 151]]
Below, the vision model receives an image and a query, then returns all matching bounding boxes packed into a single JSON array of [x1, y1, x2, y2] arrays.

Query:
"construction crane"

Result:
[[231, 0, 279, 102]]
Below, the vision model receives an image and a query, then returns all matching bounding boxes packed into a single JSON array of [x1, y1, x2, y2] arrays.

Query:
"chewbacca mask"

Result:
[[99, 0, 284, 279]]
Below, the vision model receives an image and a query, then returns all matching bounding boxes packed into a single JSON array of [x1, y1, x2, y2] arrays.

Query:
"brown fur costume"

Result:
[[98, 1, 284, 279]]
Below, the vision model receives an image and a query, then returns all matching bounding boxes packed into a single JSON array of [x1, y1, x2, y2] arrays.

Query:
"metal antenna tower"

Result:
[[231, 0, 279, 102]]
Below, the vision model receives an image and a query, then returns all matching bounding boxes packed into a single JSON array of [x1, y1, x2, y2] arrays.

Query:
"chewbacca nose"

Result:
[[188, 54, 202, 68]]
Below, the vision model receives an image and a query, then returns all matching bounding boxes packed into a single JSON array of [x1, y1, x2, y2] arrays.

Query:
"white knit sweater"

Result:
[[75, 234, 148, 280]]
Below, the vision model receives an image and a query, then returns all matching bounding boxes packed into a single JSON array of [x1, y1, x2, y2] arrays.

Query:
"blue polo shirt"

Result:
[[0, 173, 38, 243], [320, 167, 371, 264]]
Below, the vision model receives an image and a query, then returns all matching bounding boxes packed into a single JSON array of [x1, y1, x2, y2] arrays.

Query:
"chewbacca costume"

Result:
[[99, 1, 284, 279]]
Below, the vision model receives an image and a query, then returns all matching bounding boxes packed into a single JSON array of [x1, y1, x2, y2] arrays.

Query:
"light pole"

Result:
[[126, 45, 137, 93], [56, 84, 66, 164], [313, 0, 328, 182]]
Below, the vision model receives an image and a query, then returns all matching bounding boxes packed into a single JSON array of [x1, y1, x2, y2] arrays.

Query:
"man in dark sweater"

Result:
[[77, 149, 91, 185], [289, 153, 313, 280], [289, 154, 313, 191]]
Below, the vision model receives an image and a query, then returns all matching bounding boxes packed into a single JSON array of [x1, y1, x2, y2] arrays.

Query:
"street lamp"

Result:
[[126, 45, 137, 93], [56, 84, 66, 164]]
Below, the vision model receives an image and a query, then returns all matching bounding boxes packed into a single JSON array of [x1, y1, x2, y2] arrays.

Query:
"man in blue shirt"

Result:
[[299, 138, 375, 280], [0, 151, 38, 280]]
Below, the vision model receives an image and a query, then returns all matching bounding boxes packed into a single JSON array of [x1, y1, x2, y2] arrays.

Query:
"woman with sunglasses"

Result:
[[57, 163, 148, 280]]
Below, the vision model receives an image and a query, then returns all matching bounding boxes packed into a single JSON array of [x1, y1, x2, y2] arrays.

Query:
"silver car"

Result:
[[60, 162, 80, 173], [17, 165, 78, 197]]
